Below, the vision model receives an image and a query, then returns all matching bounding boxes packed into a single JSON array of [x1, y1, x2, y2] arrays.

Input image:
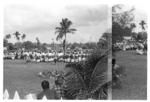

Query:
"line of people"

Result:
[[4, 50, 90, 63], [25, 52, 89, 63]]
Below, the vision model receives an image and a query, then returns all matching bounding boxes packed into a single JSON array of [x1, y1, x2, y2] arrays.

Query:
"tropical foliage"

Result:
[[63, 49, 110, 99], [21, 34, 26, 41], [112, 5, 135, 44], [13, 31, 21, 41], [97, 32, 111, 49], [5, 34, 11, 39], [139, 20, 146, 31], [55, 18, 76, 55]]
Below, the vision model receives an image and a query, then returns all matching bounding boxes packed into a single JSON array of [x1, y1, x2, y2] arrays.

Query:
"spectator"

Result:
[[37, 80, 59, 99]]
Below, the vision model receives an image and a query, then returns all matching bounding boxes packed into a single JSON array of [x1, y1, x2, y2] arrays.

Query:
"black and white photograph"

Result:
[[3, 1, 111, 100], [112, 4, 147, 100], [1, 0, 149, 101]]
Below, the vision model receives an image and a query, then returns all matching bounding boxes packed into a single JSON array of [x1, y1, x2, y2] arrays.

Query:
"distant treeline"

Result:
[[4, 40, 107, 51]]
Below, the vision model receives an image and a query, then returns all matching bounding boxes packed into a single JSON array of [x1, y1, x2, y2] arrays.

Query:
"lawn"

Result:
[[4, 51, 147, 100], [4, 60, 65, 99], [112, 51, 147, 100]]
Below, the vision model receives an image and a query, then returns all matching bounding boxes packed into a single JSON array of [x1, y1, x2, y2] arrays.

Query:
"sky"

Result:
[[4, 3, 110, 44], [116, 5, 147, 32], [3, 1, 147, 44]]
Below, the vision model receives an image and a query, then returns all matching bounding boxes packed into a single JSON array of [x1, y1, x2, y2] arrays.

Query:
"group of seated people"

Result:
[[113, 41, 147, 53], [24, 51, 89, 63], [4, 50, 90, 63], [136, 42, 147, 55]]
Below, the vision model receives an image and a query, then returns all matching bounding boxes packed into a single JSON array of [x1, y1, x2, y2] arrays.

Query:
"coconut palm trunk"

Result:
[[64, 34, 66, 56]]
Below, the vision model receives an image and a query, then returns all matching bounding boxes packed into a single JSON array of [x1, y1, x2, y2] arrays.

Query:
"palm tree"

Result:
[[97, 32, 111, 49], [5, 34, 11, 39], [63, 50, 110, 99], [13, 31, 21, 42], [139, 20, 146, 31], [4, 34, 11, 45], [55, 18, 76, 55], [21, 34, 26, 42], [130, 23, 136, 32]]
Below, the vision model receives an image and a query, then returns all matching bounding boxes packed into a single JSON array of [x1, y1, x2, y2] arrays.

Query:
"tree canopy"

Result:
[[112, 5, 135, 44]]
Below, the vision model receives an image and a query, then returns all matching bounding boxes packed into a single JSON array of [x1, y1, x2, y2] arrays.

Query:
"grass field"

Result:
[[4, 51, 147, 99], [4, 60, 65, 99], [112, 51, 147, 100]]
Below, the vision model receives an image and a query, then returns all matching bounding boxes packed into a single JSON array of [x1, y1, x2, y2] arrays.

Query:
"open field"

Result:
[[112, 51, 147, 100], [4, 60, 65, 99], [4, 50, 147, 99]]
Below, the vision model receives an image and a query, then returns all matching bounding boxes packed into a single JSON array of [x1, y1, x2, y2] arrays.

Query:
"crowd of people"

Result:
[[4, 49, 91, 63], [113, 40, 147, 55]]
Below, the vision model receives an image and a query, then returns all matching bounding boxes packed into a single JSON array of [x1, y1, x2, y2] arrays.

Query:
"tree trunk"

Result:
[[64, 34, 66, 56]]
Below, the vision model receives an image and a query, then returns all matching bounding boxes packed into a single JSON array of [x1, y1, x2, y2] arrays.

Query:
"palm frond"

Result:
[[69, 28, 76, 31], [60, 18, 73, 31], [65, 67, 87, 89], [67, 28, 77, 34], [55, 18, 76, 41], [5, 34, 11, 39], [56, 32, 64, 41], [66, 20, 72, 28], [13, 31, 21, 41], [55, 29, 61, 34], [55, 27, 62, 30], [21, 34, 26, 40], [55, 27, 65, 41], [63, 67, 87, 98], [89, 55, 109, 94]]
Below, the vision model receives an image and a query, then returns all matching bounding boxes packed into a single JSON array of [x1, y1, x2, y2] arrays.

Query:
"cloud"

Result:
[[4, 5, 55, 32], [4, 4, 110, 43], [62, 5, 108, 27]]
